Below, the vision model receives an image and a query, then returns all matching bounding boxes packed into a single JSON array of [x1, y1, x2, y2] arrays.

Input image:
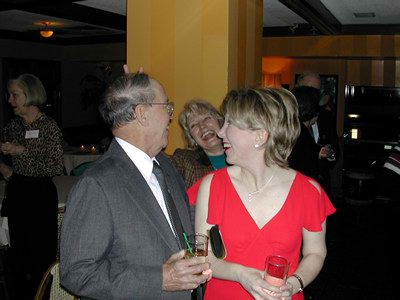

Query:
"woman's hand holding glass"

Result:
[[235, 266, 290, 300], [261, 277, 293, 300], [262, 255, 294, 299], [0, 141, 25, 156]]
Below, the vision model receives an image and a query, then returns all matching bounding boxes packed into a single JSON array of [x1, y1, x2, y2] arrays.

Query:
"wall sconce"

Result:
[[40, 22, 54, 38], [350, 128, 358, 139], [262, 74, 282, 88]]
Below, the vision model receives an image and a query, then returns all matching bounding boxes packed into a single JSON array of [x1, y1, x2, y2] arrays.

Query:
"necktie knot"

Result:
[[152, 161, 163, 180]]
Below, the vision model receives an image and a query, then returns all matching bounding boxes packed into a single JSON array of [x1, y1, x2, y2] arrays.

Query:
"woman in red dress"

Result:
[[195, 87, 336, 300]]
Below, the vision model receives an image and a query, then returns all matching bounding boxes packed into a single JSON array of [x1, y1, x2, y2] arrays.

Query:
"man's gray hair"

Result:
[[297, 71, 321, 86], [99, 73, 155, 129]]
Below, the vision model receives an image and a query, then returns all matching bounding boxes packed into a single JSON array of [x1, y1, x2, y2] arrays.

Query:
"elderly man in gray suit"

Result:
[[60, 72, 211, 300]]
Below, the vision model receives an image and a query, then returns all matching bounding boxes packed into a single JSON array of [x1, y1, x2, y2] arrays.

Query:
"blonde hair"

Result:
[[221, 87, 300, 168], [179, 99, 224, 148], [7, 73, 47, 106]]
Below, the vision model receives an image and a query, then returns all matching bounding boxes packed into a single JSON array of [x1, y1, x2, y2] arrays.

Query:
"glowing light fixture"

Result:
[[40, 22, 54, 38], [350, 129, 358, 139], [348, 114, 360, 118]]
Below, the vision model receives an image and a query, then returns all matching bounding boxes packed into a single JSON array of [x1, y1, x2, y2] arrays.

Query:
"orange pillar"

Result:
[[126, 0, 262, 153]]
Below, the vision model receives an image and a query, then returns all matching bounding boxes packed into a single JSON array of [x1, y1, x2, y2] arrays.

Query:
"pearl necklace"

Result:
[[245, 173, 274, 202]]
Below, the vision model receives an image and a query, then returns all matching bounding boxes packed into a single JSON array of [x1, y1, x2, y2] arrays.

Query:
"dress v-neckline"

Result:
[[227, 169, 298, 231]]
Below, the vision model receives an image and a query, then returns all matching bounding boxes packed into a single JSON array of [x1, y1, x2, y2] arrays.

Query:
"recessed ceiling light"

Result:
[[40, 21, 54, 38], [354, 12, 376, 18]]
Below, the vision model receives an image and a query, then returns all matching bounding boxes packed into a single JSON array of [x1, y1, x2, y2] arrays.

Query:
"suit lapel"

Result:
[[109, 141, 181, 252]]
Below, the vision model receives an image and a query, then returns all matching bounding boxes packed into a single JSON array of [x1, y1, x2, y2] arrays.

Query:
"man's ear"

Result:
[[135, 104, 150, 126]]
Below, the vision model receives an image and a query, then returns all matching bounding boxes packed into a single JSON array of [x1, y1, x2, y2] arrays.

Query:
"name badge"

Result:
[[25, 130, 39, 139]]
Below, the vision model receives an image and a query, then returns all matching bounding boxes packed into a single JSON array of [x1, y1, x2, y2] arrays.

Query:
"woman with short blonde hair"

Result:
[[195, 87, 335, 300], [0, 73, 63, 299]]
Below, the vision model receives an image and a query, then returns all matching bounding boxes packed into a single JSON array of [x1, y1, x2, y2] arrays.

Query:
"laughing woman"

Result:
[[0, 74, 63, 299], [172, 99, 226, 190], [195, 88, 336, 300]]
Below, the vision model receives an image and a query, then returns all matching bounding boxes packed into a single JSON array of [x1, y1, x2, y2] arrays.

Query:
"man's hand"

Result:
[[319, 144, 333, 159], [162, 250, 211, 291], [123, 64, 144, 74]]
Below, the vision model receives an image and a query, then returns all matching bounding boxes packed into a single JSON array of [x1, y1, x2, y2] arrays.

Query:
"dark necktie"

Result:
[[308, 125, 316, 143], [152, 161, 185, 249]]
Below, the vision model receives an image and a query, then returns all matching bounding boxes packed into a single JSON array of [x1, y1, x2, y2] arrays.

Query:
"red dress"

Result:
[[203, 168, 336, 300]]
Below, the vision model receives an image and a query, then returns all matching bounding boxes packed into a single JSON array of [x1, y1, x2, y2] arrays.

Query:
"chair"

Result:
[[52, 176, 79, 259], [35, 261, 79, 300], [70, 161, 93, 176]]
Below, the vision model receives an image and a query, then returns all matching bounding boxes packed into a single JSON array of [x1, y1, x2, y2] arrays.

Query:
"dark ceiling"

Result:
[[264, 0, 400, 37], [0, 0, 399, 46], [0, 0, 126, 45]]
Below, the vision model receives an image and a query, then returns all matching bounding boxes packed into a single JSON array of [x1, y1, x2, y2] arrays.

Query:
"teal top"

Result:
[[208, 154, 227, 170]]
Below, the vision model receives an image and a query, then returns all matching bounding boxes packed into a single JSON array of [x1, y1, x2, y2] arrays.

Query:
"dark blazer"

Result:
[[317, 108, 340, 166], [172, 148, 215, 190], [315, 109, 340, 192], [60, 139, 193, 300], [289, 123, 320, 181]]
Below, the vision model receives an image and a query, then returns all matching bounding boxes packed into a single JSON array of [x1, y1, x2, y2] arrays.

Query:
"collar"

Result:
[[115, 137, 155, 181]]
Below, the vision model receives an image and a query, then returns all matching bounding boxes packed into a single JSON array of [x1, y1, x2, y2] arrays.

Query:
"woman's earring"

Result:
[[254, 144, 259, 148]]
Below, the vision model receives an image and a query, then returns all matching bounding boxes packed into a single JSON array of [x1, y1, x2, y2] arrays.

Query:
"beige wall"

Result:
[[262, 35, 400, 58]]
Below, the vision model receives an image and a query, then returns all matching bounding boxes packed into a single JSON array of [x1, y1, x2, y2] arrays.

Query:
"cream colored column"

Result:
[[126, 0, 262, 153]]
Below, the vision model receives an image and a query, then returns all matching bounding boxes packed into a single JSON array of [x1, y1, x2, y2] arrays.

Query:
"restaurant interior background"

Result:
[[0, 0, 399, 197], [0, 1, 399, 299]]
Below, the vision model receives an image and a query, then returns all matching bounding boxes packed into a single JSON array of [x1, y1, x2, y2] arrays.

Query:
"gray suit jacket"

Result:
[[60, 139, 194, 300]]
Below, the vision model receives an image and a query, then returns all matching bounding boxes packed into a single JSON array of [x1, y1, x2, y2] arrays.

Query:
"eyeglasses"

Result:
[[151, 102, 174, 116]]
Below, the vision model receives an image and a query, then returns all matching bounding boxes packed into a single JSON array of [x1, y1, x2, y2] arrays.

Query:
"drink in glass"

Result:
[[264, 255, 290, 287], [184, 233, 208, 258], [184, 233, 208, 275]]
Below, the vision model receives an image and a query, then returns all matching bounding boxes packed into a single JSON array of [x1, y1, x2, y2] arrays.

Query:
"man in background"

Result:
[[298, 71, 340, 195]]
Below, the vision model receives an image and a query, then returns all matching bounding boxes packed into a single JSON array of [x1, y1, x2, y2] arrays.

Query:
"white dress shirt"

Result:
[[311, 122, 320, 144], [115, 137, 175, 235]]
